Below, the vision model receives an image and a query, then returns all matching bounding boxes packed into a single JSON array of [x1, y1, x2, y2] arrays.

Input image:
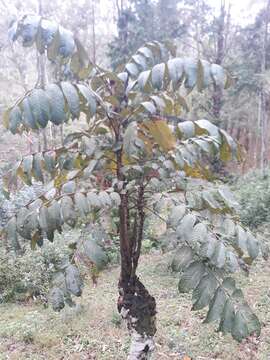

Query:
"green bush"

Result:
[[233, 169, 270, 229], [0, 241, 69, 303]]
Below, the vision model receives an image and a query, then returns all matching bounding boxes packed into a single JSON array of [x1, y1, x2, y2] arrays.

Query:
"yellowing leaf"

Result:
[[137, 126, 154, 156], [54, 173, 67, 189], [144, 117, 176, 152]]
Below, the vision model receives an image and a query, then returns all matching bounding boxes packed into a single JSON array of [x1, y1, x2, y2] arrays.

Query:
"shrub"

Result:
[[233, 169, 270, 229], [0, 240, 69, 303]]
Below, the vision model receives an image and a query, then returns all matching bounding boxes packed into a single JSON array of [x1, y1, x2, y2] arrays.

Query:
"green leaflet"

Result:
[[76, 84, 96, 118], [7, 106, 22, 134], [223, 218, 236, 238], [211, 242, 226, 268], [70, 38, 93, 79], [47, 28, 61, 61], [137, 46, 154, 60], [183, 58, 198, 88], [44, 151, 56, 174], [202, 190, 221, 211], [200, 235, 217, 259], [226, 251, 239, 273], [62, 180, 76, 194], [74, 193, 90, 217], [22, 155, 33, 184], [232, 303, 261, 341], [123, 122, 139, 158], [195, 119, 220, 138], [192, 273, 218, 310], [178, 261, 205, 293], [61, 82, 80, 119], [39, 205, 55, 241], [177, 121, 195, 139], [220, 129, 238, 161], [140, 101, 156, 114], [176, 214, 196, 242], [16, 208, 34, 240], [189, 222, 208, 245], [65, 264, 83, 296], [151, 63, 166, 89], [28, 89, 50, 128], [99, 191, 112, 207], [21, 98, 38, 129], [61, 195, 77, 228], [132, 54, 147, 70], [126, 63, 140, 77], [32, 153, 44, 182], [48, 201, 63, 233], [170, 246, 193, 272], [246, 232, 260, 259], [45, 84, 67, 125], [49, 287, 65, 312], [235, 225, 248, 255], [150, 95, 166, 112], [137, 70, 152, 92], [169, 205, 186, 228], [167, 58, 184, 89], [87, 191, 101, 208], [211, 63, 227, 88], [78, 237, 108, 271], [205, 286, 226, 323], [219, 298, 235, 333], [58, 26, 75, 58]]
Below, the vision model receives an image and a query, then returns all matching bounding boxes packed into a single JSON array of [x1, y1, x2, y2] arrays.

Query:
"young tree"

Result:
[[3, 15, 262, 359]]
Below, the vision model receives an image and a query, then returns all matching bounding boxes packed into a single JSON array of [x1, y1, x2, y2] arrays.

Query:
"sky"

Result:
[[208, 0, 265, 23]]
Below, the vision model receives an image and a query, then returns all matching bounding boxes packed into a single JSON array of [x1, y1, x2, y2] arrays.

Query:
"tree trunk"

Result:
[[115, 143, 156, 359], [118, 277, 156, 360], [259, 0, 270, 175], [91, 0, 96, 64], [212, 1, 226, 122]]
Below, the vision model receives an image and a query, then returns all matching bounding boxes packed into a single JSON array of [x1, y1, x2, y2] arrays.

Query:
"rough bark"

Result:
[[118, 277, 157, 360], [115, 133, 157, 359]]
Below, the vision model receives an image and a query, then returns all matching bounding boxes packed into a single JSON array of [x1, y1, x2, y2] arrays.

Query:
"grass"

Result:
[[0, 251, 270, 359]]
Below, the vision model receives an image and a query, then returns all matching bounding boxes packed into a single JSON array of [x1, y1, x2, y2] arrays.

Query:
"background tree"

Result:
[[2, 13, 264, 359], [108, 0, 186, 69]]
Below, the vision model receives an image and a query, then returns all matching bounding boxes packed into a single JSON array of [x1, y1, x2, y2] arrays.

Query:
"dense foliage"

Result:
[[108, 0, 184, 69], [234, 169, 270, 229], [0, 240, 68, 303]]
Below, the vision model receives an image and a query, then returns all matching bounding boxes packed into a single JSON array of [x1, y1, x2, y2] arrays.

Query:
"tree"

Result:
[[108, 0, 185, 69], [108, 0, 156, 69], [221, 0, 270, 171], [2, 14, 263, 359]]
